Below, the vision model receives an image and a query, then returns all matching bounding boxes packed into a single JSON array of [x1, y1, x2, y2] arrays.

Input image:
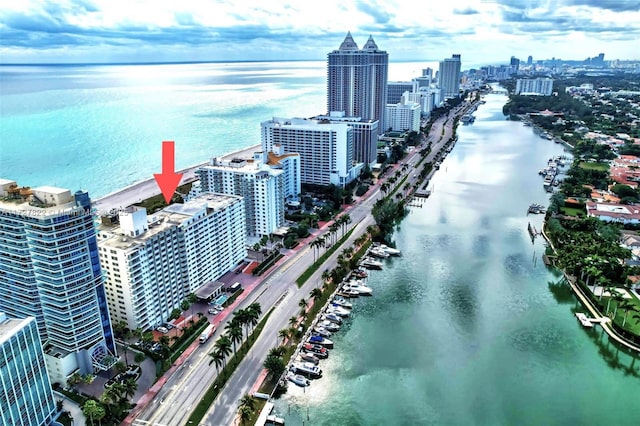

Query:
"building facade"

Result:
[[327, 32, 388, 135], [261, 117, 358, 187], [0, 313, 56, 426], [387, 81, 414, 104], [98, 194, 246, 330], [515, 78, 554, 96], [438, 54, 462, 99], [385, 93, 421, 132], [314, 111, 379, 165], [196, 156, 285, 237], [0, 180, 116, 385]]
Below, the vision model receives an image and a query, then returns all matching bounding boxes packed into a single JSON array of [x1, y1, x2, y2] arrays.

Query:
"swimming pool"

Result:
[[214, 294, 228, 306]]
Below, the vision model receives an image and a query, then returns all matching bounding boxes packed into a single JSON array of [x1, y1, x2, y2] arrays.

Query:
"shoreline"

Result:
[[93, 143, 261, 214]]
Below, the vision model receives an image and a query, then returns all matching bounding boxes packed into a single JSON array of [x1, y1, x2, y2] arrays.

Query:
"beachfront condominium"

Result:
[[196, 153, 287, 237], [515, 78, 554, 96], [438, 54, 462, 99], [327, 32, 388, 135], [0, 313, 56, 426], [387, 81, 414, 104], [313, 112, 379, 166], [385, 92, 421, 132], [261, 117, 360, 187], [98, 194, 246, 330], [0, 179, 116, 385]]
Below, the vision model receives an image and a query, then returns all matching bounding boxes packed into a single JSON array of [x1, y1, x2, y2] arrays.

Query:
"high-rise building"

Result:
[[510, 56, 520, 73], [515, 78, 554, 96], [98, 194, 246, 330], [438, 54, 462, 99], [387, 81, 414, 104], [384, 92, 421, 132], [0, 180, 116, 385], [313, 111, 379, 166], [261, 117, 358, 187], [327, 32, 388, 135], [196, 155, 285, 237], [0, 312, 57, 426], [527, 55, 533, 65]]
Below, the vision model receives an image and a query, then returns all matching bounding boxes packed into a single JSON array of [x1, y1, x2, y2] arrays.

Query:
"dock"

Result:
[[575, 312, 609, 328], [527, 222, 540, 241], [414, 189, 431, 198]]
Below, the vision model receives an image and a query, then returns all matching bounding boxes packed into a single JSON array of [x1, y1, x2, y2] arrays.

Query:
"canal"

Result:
[[274, 92, 639, 425]]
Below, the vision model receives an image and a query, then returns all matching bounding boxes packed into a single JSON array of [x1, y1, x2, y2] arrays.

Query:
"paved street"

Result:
[[128, 101, 474, 425]]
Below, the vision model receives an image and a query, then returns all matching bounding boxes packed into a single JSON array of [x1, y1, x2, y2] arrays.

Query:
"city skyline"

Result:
[[1, 1, 639, 65]]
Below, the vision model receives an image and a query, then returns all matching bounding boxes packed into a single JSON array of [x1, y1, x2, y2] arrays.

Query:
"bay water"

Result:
[[274, 93, 639, 425]]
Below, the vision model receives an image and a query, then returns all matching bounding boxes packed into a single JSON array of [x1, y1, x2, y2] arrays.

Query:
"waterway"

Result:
[[274, 93, 639, 425]]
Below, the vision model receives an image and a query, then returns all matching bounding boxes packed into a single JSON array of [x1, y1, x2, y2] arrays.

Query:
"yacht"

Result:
[[287, 372, 311, 387], [299, 352, 320, 365], [343, 282, 373, 296], [376, 244, 401, 256], [308, 334, 334, 349], [332, 297, 353, 309], [319, 320, 340, 332], [321, 313, 343, 324], [360, 257, 383, 270], [291, 362, 323, 379], [337, 288, 360, 298], [352, 269, 368, 278], [368, 247, 390, 258], [302, 343, 328, 359], [312, 326, 332, 338], [327, 304, 351, 317]]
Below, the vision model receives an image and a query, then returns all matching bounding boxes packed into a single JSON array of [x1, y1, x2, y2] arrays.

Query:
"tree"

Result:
[[263, 354, 286, 380], [225, 322, 243, 354], [214, 336, 233, 368], [298, 298, 308, 316], [310, 287, 323, 304], [134, 353, 145, 364], [208, 350, 225, 374], [180, 299, 190, 312], [187, 292, 198, 319], [239, 405, 253, 425], [278, 328, 289, 345], [239, 394, 256, 412], [114, 361, 127, 374], [121, 377, 138, 401], [82, 400, 106, 426], [288, 316, 298, 327]]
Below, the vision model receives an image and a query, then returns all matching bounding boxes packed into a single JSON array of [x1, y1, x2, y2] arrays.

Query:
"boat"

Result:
[[287, 372, 311, 387], [318, 320, 340, 332], [360, 257, 383, 270], [352, 269, 368, 278], [321, 313, 343, 324], [343, 283, 373, 296], [527, 203, 546, 214], [461, 114, 475, 123], [312, 326, 332, 338], [327, 304, 351, 316], [302, 343, 328, 358], [299, 352, 320, 364], [375, 244, 401, 256], [332, 297, 353, 309], [337, 289, 360, 298], [368, 247, 390, 258], [308, 334, 334, 349], [290, 362, 323, 379]]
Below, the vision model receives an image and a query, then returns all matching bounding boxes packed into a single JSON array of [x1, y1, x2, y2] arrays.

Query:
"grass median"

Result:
[[296, 227, 356, 288]]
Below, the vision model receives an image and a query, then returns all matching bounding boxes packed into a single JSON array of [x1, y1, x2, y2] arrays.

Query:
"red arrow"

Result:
[[153, 141, 183, 204]]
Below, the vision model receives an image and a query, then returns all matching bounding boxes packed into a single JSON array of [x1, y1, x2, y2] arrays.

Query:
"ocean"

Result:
[[0, 60, 433, 199]]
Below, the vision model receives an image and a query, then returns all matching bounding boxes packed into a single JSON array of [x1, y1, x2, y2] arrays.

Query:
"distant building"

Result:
[[0, 180, 116, 384], [98, 194, 246, 330], [261, 117, 359, 187], [586, 201, 640, 224], [510, 56, 520, 73], [327, 32, 388, 134], [527, 55, 533, 65], [387, 81, 414, 104], [0, 313, 56, 426], [438, 54, 462, 99], [196, 154, 286, 237], [314, 111, 379, 165], [515, 78, 554, 96], [385, 92, 421, 132]]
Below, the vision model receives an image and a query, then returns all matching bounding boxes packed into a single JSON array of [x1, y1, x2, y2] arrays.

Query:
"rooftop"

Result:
[[0, 313, 34, 345]]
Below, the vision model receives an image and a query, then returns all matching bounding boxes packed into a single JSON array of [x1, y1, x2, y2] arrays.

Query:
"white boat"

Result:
[[343, 283, 373, 296], [326, 305, 350, 317], [291, 362, 323, 379], [360, 257, 383, 270], [337, 288, 360, 298], [332, 297, 353, 309], [299, 352, 320, 364], [287, 372, 310, 387], [321, 313, 343, 324], [368, 247, 390, 258], [312, 326, 332, 338], [308, 334, 334, 349], [319, 320, 340, 331], [375, 243, 401, 256]]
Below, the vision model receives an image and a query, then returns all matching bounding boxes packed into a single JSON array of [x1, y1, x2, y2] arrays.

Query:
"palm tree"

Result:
[[121, 377, 138, 401], [225, 322, 243, 354], [239, 394, 256, 412], [298, 298, 308, 316], [239, 405, 253, 425], [208, 350, 225, 374], [310, 288, 323, 304], [214, 336, 232, 368], [269, 346, 286, 357], [288, 316, 298, 327], [246, 303, 261, 334], [321, 270, 331, 287], [278, 328, 289, 345], [234, 309, 250, 338], [310, 239, 320, 262], [621, 303, 638, 328], [187, 292, 198, 319], [263, 354, 286, 380]]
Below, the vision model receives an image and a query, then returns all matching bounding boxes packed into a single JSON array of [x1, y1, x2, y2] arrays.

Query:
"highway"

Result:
[[129, 100, 475, 426]]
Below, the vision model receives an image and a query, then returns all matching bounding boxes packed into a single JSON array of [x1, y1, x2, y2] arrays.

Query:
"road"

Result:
[[129, 100, 475, 426]]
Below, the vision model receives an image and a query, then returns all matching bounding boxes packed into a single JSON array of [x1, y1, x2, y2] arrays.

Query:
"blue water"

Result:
[[214, 294, 228, 306], [0, 61, 433, 198]]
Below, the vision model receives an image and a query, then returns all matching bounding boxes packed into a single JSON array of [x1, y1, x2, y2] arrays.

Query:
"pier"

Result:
[[575, 312, 609, 328]]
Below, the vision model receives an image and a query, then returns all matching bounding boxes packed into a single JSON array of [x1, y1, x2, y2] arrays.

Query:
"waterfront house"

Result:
[[586, 201, 640, 224]]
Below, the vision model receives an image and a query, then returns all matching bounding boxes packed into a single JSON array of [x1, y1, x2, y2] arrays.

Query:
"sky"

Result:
[[0, 0, 639, 67]]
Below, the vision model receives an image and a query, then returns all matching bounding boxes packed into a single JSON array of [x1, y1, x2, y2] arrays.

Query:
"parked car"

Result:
[[157, 326, 169, 334]]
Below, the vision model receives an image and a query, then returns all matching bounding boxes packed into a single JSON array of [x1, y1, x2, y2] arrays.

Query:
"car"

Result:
[[157, 326, 169, 333], [207, 309, 218, 315], [163, 323, 174, 330]]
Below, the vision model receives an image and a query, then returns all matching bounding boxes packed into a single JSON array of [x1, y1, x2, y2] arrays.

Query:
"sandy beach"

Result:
[[93, 144, 261, 215]]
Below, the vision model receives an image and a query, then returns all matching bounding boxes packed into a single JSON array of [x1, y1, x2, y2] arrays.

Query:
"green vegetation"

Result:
[[134, 181, 193, 214], [578, 161, 610, 172], [559, 206, 585, 217], [253, 252, 284, 276], [296, 226, 355, 287], [187, 307, 273, 425]]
